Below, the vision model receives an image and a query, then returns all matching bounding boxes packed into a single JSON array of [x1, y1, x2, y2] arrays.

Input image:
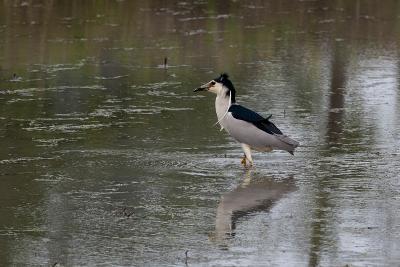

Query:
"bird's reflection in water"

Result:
[[212, 170, 296, 245]]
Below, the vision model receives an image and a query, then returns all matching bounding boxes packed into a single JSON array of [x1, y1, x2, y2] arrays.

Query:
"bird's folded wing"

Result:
[[256, 120, 283, 135], [228, 104, 265, 122], [228, 104, 282, 135]]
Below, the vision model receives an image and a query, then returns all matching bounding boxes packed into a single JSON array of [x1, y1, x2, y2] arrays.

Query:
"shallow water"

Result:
[[1, 0, 400, 266]]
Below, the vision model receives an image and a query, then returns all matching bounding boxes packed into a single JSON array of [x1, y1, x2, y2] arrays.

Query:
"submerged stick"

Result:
[[184, 250, 189, 265]]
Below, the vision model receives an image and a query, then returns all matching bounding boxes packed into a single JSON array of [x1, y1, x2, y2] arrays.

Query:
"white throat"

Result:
[[215, 90, 232, 129]]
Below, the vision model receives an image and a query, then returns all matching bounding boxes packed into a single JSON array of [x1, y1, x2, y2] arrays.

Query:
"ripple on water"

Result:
[[2, 85, 107, 97], [89, 105, 193, 118], [34, 173, 73, 183], [94, 75, 129, 80], [32, 137, 82, 147], [0, 156, 58, 164], [179, 14, 232, 22], [131, 81, 180, 90], [24, 121, 135, 133], [27, 62, 85, 73]]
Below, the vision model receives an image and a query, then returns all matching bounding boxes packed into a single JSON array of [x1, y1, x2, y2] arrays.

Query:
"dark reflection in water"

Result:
[[1, 0, 400, 266], [308, 44, 348, 266], [213, 170, 296, 243], [326, 43, 348, 147]]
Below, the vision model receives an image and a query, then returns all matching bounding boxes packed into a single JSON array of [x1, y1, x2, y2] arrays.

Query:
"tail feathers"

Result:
[[274, 134, 299, 147], [274, 134, 299, 155]]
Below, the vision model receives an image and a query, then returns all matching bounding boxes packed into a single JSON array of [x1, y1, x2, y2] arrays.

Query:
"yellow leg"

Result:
[[241, 154, 247, 166], [241, 143, 253, 167]]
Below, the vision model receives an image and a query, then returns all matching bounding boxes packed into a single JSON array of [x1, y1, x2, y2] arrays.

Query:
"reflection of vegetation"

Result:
[[326, 43, 347, 148], [2, 0, 400, 71]]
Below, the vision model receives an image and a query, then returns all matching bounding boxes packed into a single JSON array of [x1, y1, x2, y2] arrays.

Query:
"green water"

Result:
[[1, 1, 400, 266]]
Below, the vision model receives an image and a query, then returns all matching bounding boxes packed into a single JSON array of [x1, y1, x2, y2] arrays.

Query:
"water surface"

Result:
[[1, 1, 400, 266]]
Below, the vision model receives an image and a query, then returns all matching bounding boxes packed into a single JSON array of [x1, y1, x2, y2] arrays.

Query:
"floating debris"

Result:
[[10, 73, 22, 82]]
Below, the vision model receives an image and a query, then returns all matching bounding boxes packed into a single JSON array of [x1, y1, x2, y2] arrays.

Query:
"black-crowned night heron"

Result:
[[194, 73, 299, 167]]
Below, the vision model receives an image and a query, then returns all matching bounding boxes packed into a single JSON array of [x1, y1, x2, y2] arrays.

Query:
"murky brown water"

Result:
[[1, 1, 400, 266]]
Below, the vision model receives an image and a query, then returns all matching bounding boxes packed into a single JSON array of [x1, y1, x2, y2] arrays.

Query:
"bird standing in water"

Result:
[[194, 73, 299, 167]]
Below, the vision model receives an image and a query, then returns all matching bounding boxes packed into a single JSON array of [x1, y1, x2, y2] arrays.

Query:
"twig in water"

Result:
[[164, 57, 168, 69], [184, 250, 189, 265]]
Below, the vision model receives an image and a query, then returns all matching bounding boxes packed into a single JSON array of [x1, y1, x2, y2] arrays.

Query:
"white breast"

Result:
[[215, 94, 231, 129]]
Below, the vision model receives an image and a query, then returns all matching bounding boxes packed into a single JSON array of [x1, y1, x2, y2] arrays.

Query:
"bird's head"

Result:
[[194, 73, 236, 102]]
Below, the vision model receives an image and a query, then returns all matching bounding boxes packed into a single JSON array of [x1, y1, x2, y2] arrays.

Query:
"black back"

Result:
[[228, 104, 283, 135]]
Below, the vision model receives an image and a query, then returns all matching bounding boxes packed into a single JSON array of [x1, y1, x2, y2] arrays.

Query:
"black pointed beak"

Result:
[[193, 83, 209, 92], [193, 87, 205, 92]]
